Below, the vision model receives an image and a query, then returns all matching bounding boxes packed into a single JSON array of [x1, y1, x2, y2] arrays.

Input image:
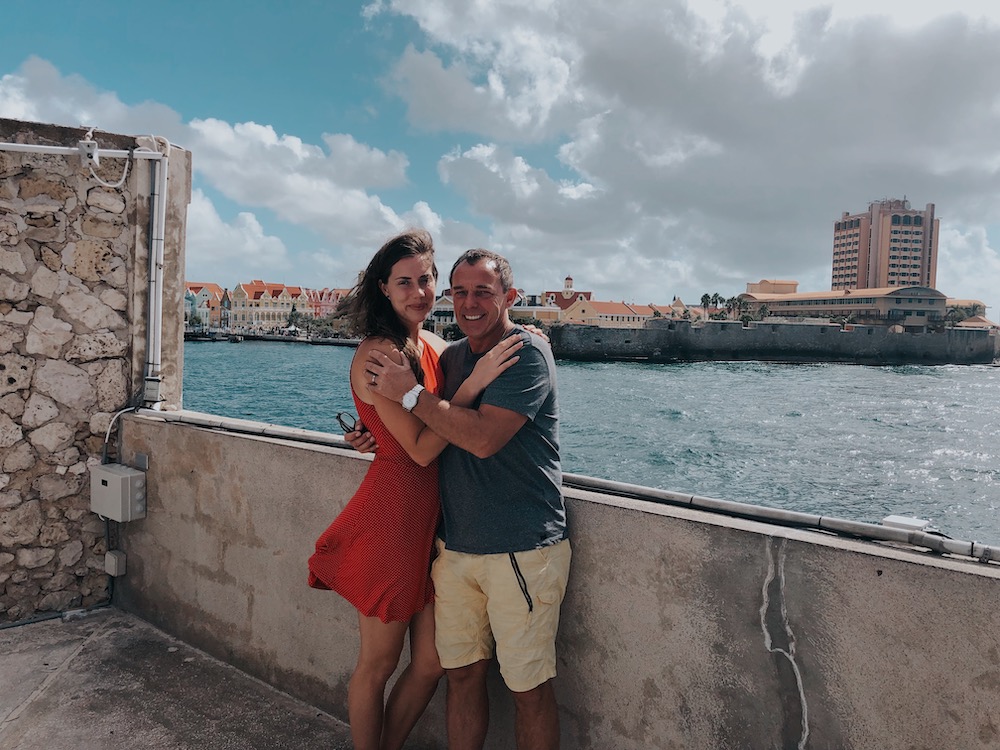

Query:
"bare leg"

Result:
[[349, 613, 409, 750], [511, 679, 559, 750], [380, 605, 444, 750], [446, 659, 490, 750]]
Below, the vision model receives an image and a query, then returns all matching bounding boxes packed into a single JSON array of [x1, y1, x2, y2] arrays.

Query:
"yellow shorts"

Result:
[[431, 538, 572, 693]]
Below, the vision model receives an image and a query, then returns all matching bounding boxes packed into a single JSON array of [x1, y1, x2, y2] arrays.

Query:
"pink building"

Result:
[[832, 199, 939, 291]]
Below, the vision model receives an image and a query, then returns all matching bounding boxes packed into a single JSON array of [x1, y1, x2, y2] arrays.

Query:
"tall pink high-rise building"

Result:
[[832, 199, 939, 291]]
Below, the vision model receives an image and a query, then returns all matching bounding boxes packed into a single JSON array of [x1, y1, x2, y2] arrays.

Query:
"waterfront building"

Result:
[[230, 280, 311, 331], [510, 291, 561, 327], [832, 198, 939, 291], [185, 282, 226, 329], [428, 293, 455, 336], [543, 275, 593, 311], [740, 285, 947, 330], [562, 298, 670, 328], [302, 287, 350, 319]]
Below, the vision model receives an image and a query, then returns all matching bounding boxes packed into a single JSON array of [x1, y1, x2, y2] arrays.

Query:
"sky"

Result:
[[2, 0, 999, 316]]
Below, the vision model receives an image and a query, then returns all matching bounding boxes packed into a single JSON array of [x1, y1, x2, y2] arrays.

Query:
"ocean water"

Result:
[[182, 340, 1000, 545]]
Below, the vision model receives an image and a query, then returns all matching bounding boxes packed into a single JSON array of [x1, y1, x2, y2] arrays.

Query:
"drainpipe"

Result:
[[143, 137, 171, 408]]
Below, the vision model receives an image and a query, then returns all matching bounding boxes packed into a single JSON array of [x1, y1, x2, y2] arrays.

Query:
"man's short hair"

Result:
[[450, 249, 514, 291]]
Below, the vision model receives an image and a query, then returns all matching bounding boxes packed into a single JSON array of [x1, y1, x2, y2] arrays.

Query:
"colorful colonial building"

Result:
[[230, 280, 311, 331]]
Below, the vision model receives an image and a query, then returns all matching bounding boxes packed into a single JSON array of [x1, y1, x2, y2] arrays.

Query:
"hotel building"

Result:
[[832, 199, 939, 291]]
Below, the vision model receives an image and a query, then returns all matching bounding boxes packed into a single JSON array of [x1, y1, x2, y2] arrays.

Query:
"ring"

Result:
[[371, 374, 377, 384]]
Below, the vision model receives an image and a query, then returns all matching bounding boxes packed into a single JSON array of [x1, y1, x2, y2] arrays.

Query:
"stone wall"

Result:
[[0, 118, 190, 624]]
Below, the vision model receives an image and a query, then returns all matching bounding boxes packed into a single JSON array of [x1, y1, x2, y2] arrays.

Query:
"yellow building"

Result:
[[230, 280, 311, 331], [833, 199, 939, 291], [561, 298, 669, 328]]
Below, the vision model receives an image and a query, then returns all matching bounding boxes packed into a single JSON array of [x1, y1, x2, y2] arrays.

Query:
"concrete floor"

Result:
[[0, 608, 353, 750]]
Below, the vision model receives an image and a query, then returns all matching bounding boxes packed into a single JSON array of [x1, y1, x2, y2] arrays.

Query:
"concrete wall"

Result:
[[117, 414, 1000, 750], [551, 318, 1000, 365], [0, 119, 190, 623]]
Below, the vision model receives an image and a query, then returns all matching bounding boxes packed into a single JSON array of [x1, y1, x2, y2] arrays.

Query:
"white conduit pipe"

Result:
[[0, 141, 163, 160], [144, 138, 170, 406], [561, 473, 1000, 565], [133, 408, 998, 565]]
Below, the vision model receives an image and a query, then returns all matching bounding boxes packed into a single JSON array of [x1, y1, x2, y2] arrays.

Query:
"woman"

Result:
[[307, 229, 521, 750]]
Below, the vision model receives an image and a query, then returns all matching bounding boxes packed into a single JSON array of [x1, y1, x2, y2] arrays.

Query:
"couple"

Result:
[[307, 229, 571, 750]]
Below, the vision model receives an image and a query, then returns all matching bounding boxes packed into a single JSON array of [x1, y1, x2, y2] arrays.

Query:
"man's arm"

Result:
[[365, 348, 527, 459], [412, 394, 526, 459]]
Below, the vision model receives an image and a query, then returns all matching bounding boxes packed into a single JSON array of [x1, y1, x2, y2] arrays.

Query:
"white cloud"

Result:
[[184, 189, 291, 284], [377, 0, 1000, 310], [936, 227, 1000, 315]]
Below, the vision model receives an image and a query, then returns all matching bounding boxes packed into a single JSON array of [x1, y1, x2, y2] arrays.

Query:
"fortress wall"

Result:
[[551, 319, 1000, 364]]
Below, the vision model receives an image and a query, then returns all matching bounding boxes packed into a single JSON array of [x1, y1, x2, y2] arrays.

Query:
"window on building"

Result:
[[902, 215, 912, 226], [914, 216, 923, 226], [892, 215, 901, 225]]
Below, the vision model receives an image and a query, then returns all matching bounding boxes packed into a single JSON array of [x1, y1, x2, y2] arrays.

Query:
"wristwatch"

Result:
[[401, 384, 425, 412]]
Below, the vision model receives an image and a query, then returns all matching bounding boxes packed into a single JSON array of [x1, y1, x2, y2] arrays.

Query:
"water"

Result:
[[182, 341, 1000, 545]]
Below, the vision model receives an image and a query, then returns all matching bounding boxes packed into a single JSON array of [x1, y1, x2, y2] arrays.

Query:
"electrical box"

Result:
[[90, 463, 147, 522], [105, 550, 127, 576]]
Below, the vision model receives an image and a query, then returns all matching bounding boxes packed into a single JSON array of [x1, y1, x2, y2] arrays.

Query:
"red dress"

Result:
[[308, 338, 443, 623]]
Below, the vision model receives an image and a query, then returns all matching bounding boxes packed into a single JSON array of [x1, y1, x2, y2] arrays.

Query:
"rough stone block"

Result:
[[33, 473, 82, 502], [66, 332, 128, 362], [42, 571, 75, 591], [2, 441, 35, 472], [29, 265, 67, 299], [0, 393, 25, 418], [64, 239, 115, 283], [59, 539, 84, 567], [26, 306, 74, 359], [57, 289, 126, 331], [16, 547, 56, 568], [0, 498, 42, 545], [0, 322, 25, 352], [0, 247, 27, 273], [0, 273, 29, 302], [32, 359, 95, 410], [17, 176, 75, 202], [37, 590, 79, 611], [0, 551, 13, 566], [22, 392, 59, 428], [38, 521, 70, 546], [0, 489, 21, 509], [95, 360, 129, 411], [40, 246, 61, 270], [82, 214, 124, 239], [86, 189, 126, 214], [99, 288, 127, 311], [0, 353, 34, 395], [27, 421, 75, 453], [0, 412, 23, 448]]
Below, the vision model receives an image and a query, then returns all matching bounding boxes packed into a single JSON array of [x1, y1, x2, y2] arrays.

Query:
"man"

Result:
[[364, 248, 570, 750]]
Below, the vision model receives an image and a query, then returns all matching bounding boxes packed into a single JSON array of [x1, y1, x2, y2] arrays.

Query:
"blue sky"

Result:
[[3, 0, 1000, 316]]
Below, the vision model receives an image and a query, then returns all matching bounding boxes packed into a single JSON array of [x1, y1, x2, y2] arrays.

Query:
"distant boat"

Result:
[[228, 335, 244, 343]]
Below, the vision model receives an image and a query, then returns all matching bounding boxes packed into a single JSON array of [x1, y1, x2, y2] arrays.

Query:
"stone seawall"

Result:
[[550, 318, 1000, 365], [0, 119, 190, 623]]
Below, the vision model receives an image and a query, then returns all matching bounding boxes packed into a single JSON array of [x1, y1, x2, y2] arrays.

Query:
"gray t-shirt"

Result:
[[438, 327, 566, 554]]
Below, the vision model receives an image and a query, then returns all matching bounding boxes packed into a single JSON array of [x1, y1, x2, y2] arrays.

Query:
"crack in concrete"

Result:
[[760, 537, 810, 750]]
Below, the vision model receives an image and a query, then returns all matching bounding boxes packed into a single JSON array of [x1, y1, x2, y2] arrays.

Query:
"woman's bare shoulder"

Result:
[[420, 330, 449, 354]]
